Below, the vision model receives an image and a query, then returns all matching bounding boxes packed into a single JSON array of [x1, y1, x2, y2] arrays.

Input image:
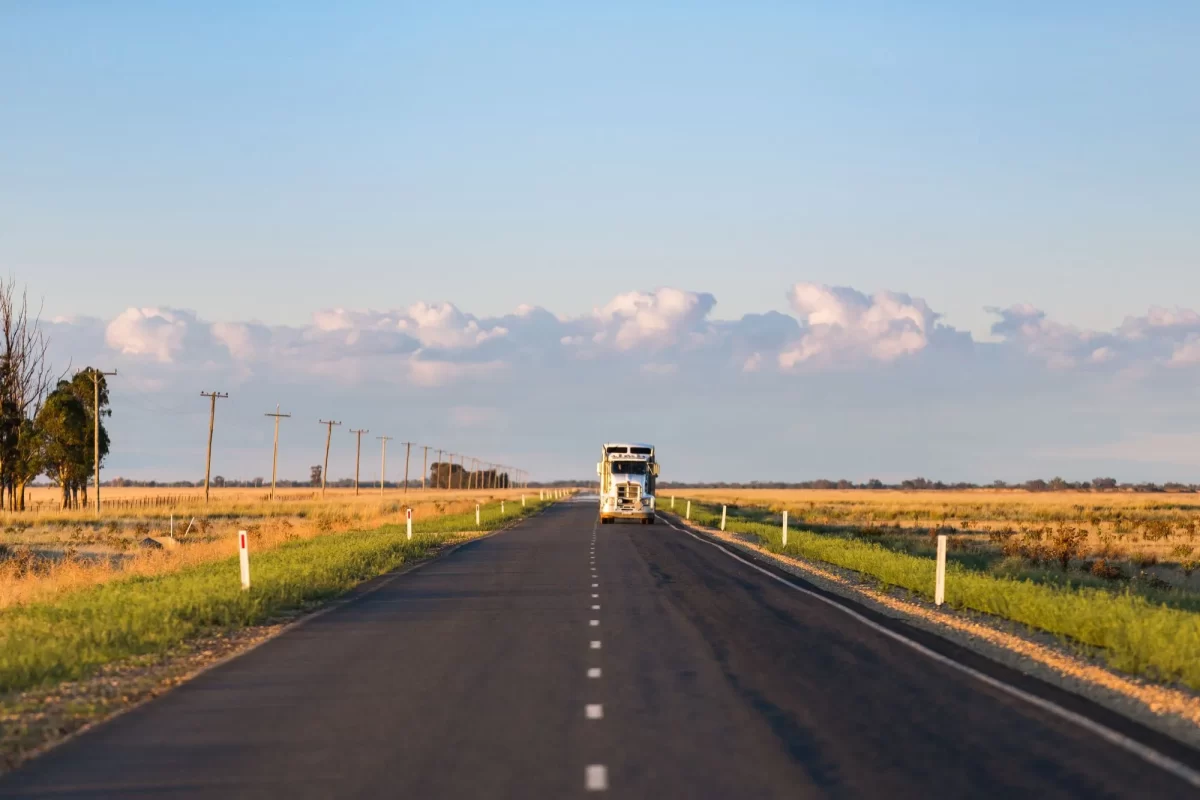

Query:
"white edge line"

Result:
[[658, 515, 1200, 789]]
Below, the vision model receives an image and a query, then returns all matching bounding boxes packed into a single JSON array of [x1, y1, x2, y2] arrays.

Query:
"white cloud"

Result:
[[104, 307, 196, 363], [53, 284, 1200, 393], [779, 284, 934, 368], [592, 288, 716, 351]]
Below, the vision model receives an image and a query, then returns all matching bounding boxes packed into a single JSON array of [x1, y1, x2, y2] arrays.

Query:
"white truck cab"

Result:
[[597, 442, 659, 524]]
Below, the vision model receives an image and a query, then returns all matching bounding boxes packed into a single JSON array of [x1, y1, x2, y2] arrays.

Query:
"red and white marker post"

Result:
[[238, 530, 251, 590], [406, 507, 413, 541]]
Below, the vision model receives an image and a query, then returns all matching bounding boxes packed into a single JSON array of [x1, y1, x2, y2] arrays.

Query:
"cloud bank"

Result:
[[58, 283, 1200, 383], [41, 283, 1200, 483]]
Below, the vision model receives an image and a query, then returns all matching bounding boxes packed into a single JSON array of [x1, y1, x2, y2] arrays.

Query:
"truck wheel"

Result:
[[647, 517, 655, 525]]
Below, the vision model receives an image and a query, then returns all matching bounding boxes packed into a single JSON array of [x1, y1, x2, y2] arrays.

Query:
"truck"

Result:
[[596, 442, 659, 524]]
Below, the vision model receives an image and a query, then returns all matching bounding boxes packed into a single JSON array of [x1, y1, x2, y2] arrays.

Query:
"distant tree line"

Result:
[[658, 477, 1200, 493]]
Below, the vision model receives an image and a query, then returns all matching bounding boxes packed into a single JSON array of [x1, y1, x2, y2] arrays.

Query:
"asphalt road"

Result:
[[3, 498, 1199, 798]]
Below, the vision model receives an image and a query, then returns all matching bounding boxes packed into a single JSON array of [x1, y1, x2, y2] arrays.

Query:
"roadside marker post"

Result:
[[686, 500, 691, 520], [671, 496, 675, 509], [501, 500, 506, 515], [720, 505, 726, 531], [238, 530, 251, 590], [540, 489, 544, 500], [782, 510, 788, 547], [522, 495, 526, 507], [936, 534, 948, 606], [406, 508, 413, 541], [476, 504, 481, 528]]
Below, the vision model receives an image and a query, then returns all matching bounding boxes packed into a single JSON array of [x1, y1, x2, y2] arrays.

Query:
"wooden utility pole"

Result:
[[201, 391, 229, 504], [459, 453, 466, 489], [401, 442, 412, 494], [264, 405, 291, 500], [421, 446, 429, 491], [469, 457, 478, 490], [90, 369, 117, 515], [349, 428, 368, 495], [319, 419, 342, 497], [435, 449, 443, 490], [377, 435, 392, 496]]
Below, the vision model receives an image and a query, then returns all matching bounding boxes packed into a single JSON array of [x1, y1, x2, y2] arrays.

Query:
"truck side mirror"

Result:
[[651, 463, 660, 476], [596, 462, 602, 476]]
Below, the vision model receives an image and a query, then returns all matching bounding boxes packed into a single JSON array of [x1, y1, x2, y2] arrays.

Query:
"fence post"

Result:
[[406, 507, 413, 540], [936, 534, 947, 606], [476, 503, 481, 528], [720, 505, 726, 531], [686, 500, 691, 520], [782, 510, 788, 547], [238, 530, 251, 590]]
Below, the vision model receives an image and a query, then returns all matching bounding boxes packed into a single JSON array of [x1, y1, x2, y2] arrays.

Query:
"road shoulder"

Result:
[[658, 511, 1200, 766]]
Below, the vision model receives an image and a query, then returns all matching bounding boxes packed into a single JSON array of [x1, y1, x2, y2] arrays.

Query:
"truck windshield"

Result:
[[610, 461, 647, 474]]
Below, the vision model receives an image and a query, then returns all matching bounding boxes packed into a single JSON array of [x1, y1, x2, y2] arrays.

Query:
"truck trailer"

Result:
[[597, 442, 658, 524]]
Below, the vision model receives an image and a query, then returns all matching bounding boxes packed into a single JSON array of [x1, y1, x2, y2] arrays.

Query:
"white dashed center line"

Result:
[[586, 704, 603, 719], [592, 593, 599, 598], [588, 667, 601, 678], [589, 619, 599, 626], [590, 640, 601, 649], [586, 765, 608, 791], [592, 604, 600, 610], [592, 583, 598, 588]]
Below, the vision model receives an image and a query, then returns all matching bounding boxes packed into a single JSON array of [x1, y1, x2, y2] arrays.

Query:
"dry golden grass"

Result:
[[0, 487, 539, 611], [672, 488, 1200, 565], [12, 485, 532, 522], [675, 488, 1200, 512]]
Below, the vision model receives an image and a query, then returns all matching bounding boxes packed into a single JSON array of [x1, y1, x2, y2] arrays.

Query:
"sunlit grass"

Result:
[[681, 500, 1200, 690], [0, 499, 547, 693]]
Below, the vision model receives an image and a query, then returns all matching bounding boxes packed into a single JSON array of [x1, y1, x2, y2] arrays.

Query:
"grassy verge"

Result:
[[679, 500, 1200, 690], [0, 499, 545, 694]]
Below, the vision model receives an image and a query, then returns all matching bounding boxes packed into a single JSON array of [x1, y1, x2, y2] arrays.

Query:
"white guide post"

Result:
[[501, 500, 505, 514], [406, 507, 413, 541], [522, 495, 526, 507], [686, 500, 691, 520], [476, 503, 481, 528], [238, 530, 251, 590], [671, 496, 675, 509], [936, 534, 948, 606], [721, 505, 727, 531], [782, 510, 788, 547]]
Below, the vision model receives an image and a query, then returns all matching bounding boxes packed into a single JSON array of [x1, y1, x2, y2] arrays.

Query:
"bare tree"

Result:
[[0, 278, 55, 510]]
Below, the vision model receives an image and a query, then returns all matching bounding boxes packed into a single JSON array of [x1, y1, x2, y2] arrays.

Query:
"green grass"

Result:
[[681, 500, 1200, 690], [0, 500, 546, 694]]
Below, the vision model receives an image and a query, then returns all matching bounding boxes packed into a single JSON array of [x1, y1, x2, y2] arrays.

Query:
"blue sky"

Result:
[[4, 3, 1199, 481]]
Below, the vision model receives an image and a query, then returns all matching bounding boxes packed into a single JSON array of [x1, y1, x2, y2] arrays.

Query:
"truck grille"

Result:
[[616, 484, 640, 506]]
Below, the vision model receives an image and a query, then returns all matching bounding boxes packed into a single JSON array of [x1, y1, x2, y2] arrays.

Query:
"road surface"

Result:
[[3, 497, 1199, 798]]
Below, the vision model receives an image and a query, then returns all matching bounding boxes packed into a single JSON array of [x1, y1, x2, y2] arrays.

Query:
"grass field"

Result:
[[673, 494, 1200, 690], [671, 488, 1200, 584], [0, 487, 549, 610], [0, 497, 552, 694]]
